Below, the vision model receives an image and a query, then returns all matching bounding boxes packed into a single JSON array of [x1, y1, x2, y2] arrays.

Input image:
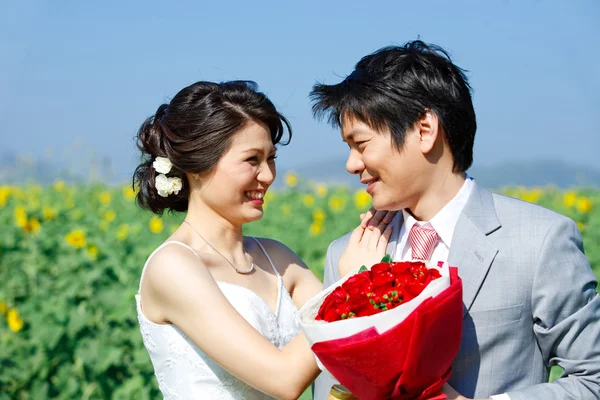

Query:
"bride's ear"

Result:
[[186, 172, 202, 190]]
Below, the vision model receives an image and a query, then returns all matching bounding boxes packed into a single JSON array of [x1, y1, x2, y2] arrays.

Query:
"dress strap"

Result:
[[250, 237, 281, 278], [138, 241, 202, 293]]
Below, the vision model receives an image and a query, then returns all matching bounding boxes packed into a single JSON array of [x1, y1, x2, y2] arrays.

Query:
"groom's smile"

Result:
[[339, 115, 439, 214], [360, 177, 380, 195]]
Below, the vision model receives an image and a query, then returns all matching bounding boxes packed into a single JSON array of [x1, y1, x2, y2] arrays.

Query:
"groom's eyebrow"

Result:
[[341, 131, 355, 143]]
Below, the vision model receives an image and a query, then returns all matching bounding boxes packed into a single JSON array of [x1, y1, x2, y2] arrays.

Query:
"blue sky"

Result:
[[1, 0, 598, 183]]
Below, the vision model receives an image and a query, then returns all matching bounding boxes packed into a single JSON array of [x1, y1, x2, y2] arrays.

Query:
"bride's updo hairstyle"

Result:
[[133, 80, 292, 215]]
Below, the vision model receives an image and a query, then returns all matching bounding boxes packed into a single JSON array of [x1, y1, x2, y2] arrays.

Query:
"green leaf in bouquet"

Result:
[[358, 265, 368, 273], [381, 254, 392, 263]]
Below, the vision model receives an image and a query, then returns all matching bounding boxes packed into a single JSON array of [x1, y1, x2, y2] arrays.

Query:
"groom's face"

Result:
[[341, 117, 426, 212]]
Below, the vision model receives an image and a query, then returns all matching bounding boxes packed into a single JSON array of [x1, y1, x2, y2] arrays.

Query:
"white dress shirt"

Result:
[[392, 177, 510, 400]]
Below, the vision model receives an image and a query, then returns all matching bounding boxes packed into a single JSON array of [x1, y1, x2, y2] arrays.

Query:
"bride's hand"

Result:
[[337, 208, 397, 278]]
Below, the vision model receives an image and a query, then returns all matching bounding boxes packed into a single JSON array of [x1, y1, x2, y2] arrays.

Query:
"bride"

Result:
[[133, 80, 393, 399]]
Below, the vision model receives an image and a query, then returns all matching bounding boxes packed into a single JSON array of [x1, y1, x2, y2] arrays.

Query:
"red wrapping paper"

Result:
[[312, 267, 463, 400]]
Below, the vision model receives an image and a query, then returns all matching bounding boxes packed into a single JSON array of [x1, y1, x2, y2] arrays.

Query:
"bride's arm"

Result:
[[141, 247, 319, 400]]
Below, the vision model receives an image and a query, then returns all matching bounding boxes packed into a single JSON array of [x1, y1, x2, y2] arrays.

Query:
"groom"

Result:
[[310, 41, 600, 399]]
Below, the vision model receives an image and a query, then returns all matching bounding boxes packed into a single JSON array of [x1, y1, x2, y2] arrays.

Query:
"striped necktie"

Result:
[[408, 224, 439, 260]]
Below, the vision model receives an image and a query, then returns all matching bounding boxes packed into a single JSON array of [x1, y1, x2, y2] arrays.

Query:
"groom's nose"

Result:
[[345, 149, 364, 175]]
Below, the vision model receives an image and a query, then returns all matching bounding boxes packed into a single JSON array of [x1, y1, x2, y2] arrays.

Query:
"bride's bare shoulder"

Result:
[[143, 242, 211, 292]]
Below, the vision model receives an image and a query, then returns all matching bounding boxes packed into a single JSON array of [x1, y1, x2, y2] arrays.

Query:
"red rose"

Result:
[[422, 268, 442, 287], [390, 261, 413, 275], [410, 262, 427, 277], [331, 286, 349, 304], [406, 282, 426, 297], [322, 306, 339, 322], [403, 290, 416, 302], [342, 272, 373, 297], [373, 285, 393, 300], [371, 263, 395, 288], [347, 294, 371, 311], [316, 286, 349, 322], [316, 293, 335, 321], [343, 273, 373, 311], [334, 303, 352, 320], [394, 271, 414, 287], [322, 301, 353, 322], [354, 301, 383, 317], [429, 268, 441, 279], [317, 261, 443, 322]]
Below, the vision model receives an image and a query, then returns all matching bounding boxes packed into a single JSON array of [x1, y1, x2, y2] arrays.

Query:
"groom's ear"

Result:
[[417, 111, 439, 154]]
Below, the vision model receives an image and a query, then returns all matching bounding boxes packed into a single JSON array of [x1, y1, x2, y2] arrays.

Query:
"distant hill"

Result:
[[0, 152, 73, 184], [0, 151, 100, 184], [468, 160, 600, 188], [2, 149, 599, 188], [284, 157, 600, 189]]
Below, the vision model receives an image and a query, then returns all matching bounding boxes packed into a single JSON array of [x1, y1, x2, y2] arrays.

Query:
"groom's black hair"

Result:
[[310, 40, 476, 173]]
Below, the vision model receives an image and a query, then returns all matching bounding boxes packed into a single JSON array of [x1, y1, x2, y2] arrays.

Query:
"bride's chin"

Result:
[[242, 209, 264, 223]]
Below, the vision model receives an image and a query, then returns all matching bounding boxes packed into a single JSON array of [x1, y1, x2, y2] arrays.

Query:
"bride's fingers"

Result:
[[382, 211, 397, 224], [366, 210, 389, 230], [359, 209, 396, 245], [348, 223, 366, 245], [377, 223, 393, 251], [360, 208, 375, 228], [366, 218, 389, 248]]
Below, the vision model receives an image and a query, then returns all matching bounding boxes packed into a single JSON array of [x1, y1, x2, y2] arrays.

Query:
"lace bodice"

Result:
[[135, 239, 302, 399]]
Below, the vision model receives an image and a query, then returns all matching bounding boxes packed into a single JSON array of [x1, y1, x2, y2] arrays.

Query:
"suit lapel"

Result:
[[448, 182, 500, 315]]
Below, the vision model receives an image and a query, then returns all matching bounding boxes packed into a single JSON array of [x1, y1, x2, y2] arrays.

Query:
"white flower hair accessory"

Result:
[[152, 157, 183, 198], [152, 157, 173, 174], [155, 174, 183, 198]]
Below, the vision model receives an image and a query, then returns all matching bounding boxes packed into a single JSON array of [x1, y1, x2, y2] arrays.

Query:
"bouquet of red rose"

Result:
[[299, 257, 463, 400]]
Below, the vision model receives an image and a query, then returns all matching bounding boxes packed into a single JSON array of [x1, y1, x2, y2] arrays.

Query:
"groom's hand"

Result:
[[337, 208, 396, 278]]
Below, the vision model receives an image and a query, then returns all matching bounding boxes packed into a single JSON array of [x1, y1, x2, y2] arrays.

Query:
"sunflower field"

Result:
[[0, 173, 598, 399]]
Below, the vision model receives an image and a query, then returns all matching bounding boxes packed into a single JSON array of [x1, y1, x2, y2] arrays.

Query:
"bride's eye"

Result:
[[245, 156, 259, 165], [268, 154, 278, 162]]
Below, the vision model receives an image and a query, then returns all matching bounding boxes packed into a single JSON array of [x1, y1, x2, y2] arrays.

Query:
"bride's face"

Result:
[[196, 120, 277, 225]]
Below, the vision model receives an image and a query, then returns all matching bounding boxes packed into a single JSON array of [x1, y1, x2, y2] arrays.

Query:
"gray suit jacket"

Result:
[[313, 182, 600, 399]]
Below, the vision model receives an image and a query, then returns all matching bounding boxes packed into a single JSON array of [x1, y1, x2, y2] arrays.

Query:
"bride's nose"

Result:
[[257, 161, 275, 184]]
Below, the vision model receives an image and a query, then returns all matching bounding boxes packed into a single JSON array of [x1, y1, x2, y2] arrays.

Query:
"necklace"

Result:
[[183, 220, 255, 274]]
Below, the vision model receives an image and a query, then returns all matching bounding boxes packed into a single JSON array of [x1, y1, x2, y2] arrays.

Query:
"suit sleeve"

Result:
[[323, 241, 341, 289], [507, 217, 600, 400]]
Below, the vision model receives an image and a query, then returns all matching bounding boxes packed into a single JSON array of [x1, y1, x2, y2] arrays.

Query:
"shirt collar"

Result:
[[401, 176, 474, 248]]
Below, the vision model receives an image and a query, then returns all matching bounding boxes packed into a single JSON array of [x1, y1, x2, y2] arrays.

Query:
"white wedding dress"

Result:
[[135, 238, 302, 399]]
